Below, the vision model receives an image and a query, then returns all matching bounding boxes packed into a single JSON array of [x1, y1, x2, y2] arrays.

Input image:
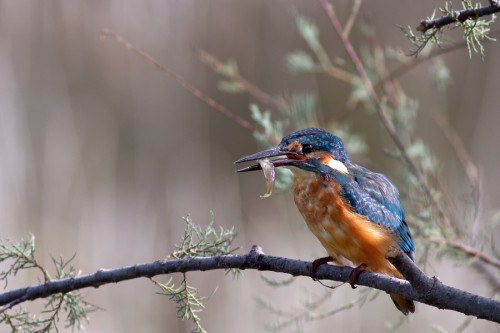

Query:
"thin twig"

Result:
[[100, 29, 259, 134], [428, 237, 500, 270], [472, 261, 500, 293], [323, 65, 359, 84], [318, 0, 451, 228], [343, 0, 363, 37], [378, 42, 464, 88], [432, 112, 482, 243], [378, 29, 500, 88], [433, 113, 479, 187], [265, 290, 332, 330], [198, 50, 285, 113], [417, 3, 500, 33]]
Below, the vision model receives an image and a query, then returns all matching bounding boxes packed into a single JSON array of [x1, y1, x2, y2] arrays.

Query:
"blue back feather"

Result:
[[317, 162, 415, 259]]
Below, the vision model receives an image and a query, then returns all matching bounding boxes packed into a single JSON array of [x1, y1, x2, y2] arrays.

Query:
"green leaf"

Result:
[[217, 80, 245, 93], [285, 51, 318, 74], [290, 92, 319, 128]]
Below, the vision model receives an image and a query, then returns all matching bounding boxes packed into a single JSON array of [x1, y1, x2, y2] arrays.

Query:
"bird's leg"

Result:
[[348, 263, 368, 289], [309, 256, 334, 280]]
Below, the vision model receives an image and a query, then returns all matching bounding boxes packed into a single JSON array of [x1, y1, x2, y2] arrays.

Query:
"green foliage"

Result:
[[346, 77, 373, 111], [462, 10, 496, 57], [442, 1, 497, 57], [328, 124, 367, 156], [155, 213, 240, 333], [429, 58, 453, 91], [402, 1, 497, 57], [0, 215, 239, 333], [198, 50, 245, 94], [250, 104, 288, 146], [250, 105, 295, 193], [0, 234, 50, 286], [406, 139, 439, 174], [169, 213, 239, 260], [200, 2, 499, 331], [289, 92, 319, 129], [153, 276, 208, 333], [295, 13, 318, 43], [285, 50, 319, 74], [400, 21, 441, 56], [0, 235, 97, 332], [288, 10, 354, 79]]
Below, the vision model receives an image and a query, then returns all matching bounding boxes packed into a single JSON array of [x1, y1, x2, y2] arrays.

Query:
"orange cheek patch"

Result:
[[309, 152, 349, 174], [286, 140, 302, 152]]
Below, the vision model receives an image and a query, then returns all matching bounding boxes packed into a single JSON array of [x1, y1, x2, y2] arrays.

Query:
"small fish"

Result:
[[259, 159, 275, 198]]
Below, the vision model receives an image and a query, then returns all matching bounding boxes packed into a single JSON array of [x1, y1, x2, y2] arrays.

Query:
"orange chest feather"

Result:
[[293, 174, 400, 276]]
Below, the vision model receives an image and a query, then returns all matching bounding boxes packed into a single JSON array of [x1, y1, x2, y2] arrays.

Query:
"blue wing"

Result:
[[323, 164, 415, 259]]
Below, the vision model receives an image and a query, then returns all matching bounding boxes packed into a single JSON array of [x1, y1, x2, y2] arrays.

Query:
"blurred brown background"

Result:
[[0, 1, 499, 332]]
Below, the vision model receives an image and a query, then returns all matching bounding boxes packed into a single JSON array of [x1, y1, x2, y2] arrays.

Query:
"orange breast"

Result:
[[293, 172, 402, 278]]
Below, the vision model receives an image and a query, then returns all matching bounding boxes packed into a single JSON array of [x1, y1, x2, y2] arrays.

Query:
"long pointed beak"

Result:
[[234, 146, 288, 164], [235, 146, 303, 173]]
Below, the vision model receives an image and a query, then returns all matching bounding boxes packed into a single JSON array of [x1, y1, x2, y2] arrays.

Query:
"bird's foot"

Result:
[[309, 256, 334, 281], [348, 263, 368, 289]]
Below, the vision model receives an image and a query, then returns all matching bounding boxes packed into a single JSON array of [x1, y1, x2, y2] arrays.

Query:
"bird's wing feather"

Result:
[[338, 165, 415, 258]]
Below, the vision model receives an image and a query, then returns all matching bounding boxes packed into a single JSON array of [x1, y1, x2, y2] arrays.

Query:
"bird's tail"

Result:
[[390, 294, 415, 315]]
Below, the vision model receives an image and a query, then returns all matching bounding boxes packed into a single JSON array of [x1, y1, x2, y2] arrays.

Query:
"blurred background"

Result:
[[0, 1, 499, 332]]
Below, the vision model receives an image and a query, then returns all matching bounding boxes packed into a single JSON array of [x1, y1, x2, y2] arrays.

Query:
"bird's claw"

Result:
[[309, 256, 334, 281], [348, 263, 368, 289]]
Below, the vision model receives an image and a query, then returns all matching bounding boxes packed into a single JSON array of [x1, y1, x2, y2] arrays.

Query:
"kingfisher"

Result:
[[235, 128, 415, 315]]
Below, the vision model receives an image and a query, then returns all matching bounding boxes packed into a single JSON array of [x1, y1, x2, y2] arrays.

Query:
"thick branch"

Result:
[[417, 2, 500, 33], [386, 247, 500, 322], [1, 249, 499, 323]]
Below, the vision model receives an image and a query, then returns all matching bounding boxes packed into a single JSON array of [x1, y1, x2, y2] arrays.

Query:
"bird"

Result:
[[235, 127, 415, 315]]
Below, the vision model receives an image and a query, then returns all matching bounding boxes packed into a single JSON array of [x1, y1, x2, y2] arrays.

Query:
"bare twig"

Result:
[[433, 112, 482, 243], [433, 113, 479, 187], [428, 237, 500, 270], [473, 261, 500, 292], [323, 65, 358, 84], [378, 42, 464, 88], [343, 0, 363, 37], [100, 29, 259, 134], [318, 0, 451, 228], [198, 50, 285, 113], [379, 29, 500, 88], [417, 3, 500, 33], [1, 249, 500, 323]]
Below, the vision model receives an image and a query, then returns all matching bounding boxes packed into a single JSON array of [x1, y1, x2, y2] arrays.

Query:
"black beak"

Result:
[[235, 146, 288, 164], [235, 146, 302, 173]]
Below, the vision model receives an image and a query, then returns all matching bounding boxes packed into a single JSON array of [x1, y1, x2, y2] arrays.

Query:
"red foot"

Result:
[[348, 263, 368, 289], [310, 256, 334, 280]]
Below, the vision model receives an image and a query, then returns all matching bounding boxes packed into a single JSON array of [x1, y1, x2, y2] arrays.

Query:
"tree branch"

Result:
[[417, 2, 500, 33], [198, 50, 284, 114], [428, 237, 500, 270], [1, 247, 499, 323], [100, 29, 260, 134], [318, 0, 452, 229], [386, 247, 500, 321]]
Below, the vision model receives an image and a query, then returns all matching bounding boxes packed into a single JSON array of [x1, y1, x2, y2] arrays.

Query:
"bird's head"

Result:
[[235, 128, 351, 175]]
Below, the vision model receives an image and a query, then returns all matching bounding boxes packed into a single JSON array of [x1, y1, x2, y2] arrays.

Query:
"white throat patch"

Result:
[[327, 159, 348, 174]]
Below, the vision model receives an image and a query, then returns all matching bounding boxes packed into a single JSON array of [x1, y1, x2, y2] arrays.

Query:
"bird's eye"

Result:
[[302, 143, 314, 154]]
